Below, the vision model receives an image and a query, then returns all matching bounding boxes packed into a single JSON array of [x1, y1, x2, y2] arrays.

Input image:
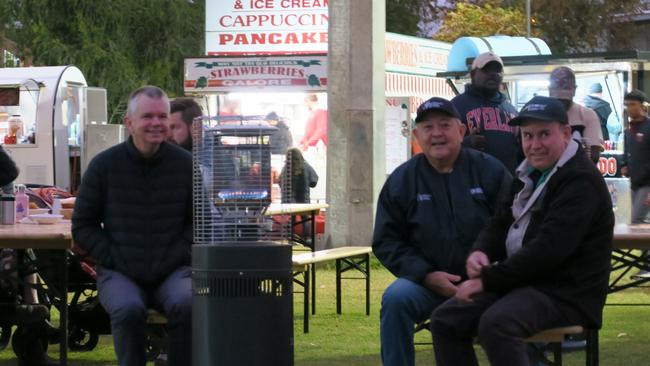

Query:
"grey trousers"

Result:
[[97, 266, 192, 366], [631, 186, 650, 224]]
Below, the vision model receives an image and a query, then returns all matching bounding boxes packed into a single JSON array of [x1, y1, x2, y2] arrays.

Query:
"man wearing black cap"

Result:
[[451, 51, 521, 173], [430, 96, 614, 366], [373, 97, 511, 366], [622, 90, 650, 224]]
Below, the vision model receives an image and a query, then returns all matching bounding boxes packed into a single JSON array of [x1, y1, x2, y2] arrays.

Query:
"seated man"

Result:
[[372, 97, 511, 366], [431, 96, 614, 366], [72, 86, 193, 366]]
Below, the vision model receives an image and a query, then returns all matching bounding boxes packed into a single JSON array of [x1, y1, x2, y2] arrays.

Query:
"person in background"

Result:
[[299, 94, 327, 150], [373, 97, 511, 366], [622, 90, 650, 225], [548, 66, 603, 163], [168, 98, 202, 151], [266, 111, 293, 155], [430, 96, 613, 366], [278, 148, 318, 203], [584, 83, 613, 141], [73, 86, 192, 366], [451, 52, 521, 174]]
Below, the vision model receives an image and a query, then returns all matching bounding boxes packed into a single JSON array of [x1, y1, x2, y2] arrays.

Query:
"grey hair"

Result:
[[126, 85, 169, 117]]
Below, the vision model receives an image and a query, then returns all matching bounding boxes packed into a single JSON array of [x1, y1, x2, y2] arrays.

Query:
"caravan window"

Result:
[[0, 84, 39, 145]]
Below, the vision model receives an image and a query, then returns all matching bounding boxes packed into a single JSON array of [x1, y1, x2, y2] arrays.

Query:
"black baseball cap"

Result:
[[415, 97, 460, 123], [624, 89, 647, 103], [508, 96, 568, 126]]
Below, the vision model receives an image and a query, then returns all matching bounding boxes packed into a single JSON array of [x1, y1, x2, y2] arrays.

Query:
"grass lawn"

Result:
[[0, 263, 648, 365]]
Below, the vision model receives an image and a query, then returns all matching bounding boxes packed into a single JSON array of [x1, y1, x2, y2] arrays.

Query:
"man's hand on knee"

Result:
[[454, 278, 483, 303], [423, 271, 461, 297]]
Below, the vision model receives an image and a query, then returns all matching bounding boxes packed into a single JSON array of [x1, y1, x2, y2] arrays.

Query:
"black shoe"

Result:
[[14, 304, 49, 326], [13, 322, 59, 366]]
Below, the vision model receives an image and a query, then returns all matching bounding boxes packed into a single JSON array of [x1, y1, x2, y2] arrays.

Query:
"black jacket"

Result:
[[373, 149, 511, 283], [623, 118, 650, 189], [279, 161, 318, 203], [452, 85, 521, 173], [270, 121, 293, 155], [474, 149, 613, 328], [0, 146, 18, 186], [584, 95, 612, 141], [72, 138, 193, 285]]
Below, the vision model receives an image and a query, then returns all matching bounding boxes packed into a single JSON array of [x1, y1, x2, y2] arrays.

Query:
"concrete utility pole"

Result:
[[326, 0, 385, 248]]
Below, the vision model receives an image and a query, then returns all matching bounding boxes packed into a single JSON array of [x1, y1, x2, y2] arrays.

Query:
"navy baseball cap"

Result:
[[415, 97, 460, 123], [508, 96, 568, 126]]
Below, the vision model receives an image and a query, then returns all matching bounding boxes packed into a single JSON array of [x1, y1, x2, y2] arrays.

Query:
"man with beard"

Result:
[[452, 52, 520, 173], [168, 98, 202, 151]]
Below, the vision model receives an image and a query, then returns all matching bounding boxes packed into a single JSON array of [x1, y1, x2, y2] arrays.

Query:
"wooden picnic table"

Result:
[[610, 224, 650, 294], [0, 220, 72, 365]]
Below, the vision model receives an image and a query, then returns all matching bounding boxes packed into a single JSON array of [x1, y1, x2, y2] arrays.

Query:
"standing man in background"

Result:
[[584, 83, 613, 141], [452, 52, 520, 174], [622, 90, 650, 224], [548, 66, 604, 163], [299, 94, 327, 150]]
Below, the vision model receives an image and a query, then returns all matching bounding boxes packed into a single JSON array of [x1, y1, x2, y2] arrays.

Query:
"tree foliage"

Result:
[[426, 0, 643, 53], [526, 0, 641, 53], [435, 2, 527, 42], [5, 0, 204, 123]]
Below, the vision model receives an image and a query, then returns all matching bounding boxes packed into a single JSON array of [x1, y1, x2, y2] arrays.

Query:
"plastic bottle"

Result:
[[15, 184, 28, 220]]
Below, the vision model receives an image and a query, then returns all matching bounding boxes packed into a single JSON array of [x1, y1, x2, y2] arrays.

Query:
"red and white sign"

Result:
[[385, 33, 451, 75], [184, 55, 327, 92], [206, 0, 329, 56]]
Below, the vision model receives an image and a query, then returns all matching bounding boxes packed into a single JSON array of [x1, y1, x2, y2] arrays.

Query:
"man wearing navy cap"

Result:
[[430, 96, 614, 366], [373, 97, 512, 366]]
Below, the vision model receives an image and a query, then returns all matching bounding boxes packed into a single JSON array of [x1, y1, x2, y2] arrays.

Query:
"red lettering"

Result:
[[219, 34, 233, 45], [286, 33, 299, 44], [234, 34, 249, 45]]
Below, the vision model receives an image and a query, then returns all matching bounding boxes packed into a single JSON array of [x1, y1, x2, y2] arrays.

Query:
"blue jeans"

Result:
[[97, 266, 192, 366], [380, 277, 448, 366]]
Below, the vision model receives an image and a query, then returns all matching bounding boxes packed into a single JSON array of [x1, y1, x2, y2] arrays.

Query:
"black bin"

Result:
[[192, 243, 293, 366]]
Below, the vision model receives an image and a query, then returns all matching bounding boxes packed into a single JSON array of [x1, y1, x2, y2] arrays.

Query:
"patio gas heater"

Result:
[[192, 122, 293, 366]]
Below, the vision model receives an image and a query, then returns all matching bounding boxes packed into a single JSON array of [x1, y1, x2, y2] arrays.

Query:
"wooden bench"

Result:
[[416, 322, 598, 366], [145, 309, 169, 364], [526, 326, 599, 366], [292, 246, 372, 333]]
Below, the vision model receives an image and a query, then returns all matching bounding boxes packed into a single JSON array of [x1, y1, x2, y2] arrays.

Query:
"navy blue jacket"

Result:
[[373, 149, 511, 283], [72, 138, 193, 285], [452, 85, 521, 173]]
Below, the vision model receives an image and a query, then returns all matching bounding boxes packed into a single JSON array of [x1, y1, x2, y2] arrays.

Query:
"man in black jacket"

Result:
[[431, 96, 614, 366], [73, 86, 192, 366], [451, 52, 520, 173], [373, 97, 511, 366], [622, 90, 650, 224]]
